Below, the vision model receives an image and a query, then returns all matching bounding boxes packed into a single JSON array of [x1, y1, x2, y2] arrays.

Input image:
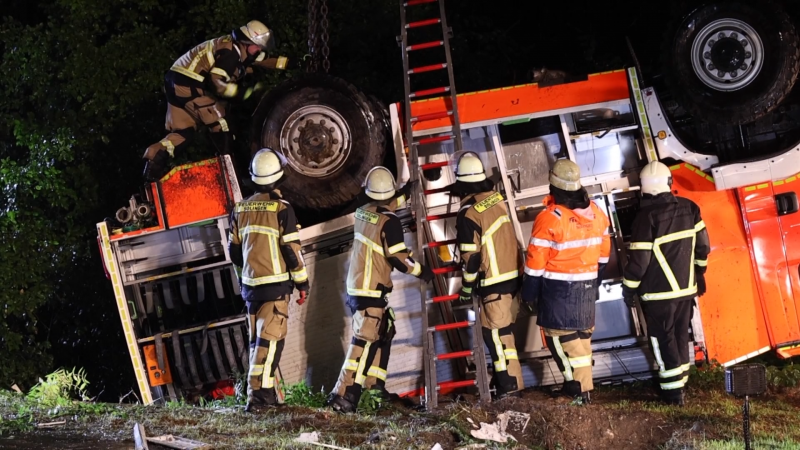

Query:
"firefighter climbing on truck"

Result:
[[228, 148, 310, 412], [622, 161, 711, 406], [453, 152, 525, 400], [328, 167, 434, 413], [143, 20, 298, 182], [522, 159, 611, 404]]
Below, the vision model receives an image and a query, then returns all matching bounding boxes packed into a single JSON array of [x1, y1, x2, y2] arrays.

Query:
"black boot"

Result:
[[245, 388, 277, 413], [491, 371, 521, 400], [327, 388, 360, 414], [660, 388, 685, 407], [143, 150, 170, 182]]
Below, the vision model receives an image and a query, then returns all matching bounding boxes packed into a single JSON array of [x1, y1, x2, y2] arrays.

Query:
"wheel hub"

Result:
[[279, 105, 352, 178], [691, 18, 764, 91]]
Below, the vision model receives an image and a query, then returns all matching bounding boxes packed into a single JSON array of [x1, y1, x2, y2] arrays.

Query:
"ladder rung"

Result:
[[437, 350, 473, 360], [406, 18, 442, 29], [425, 239, 456, 248], [420, 160, 449, 170], [436, 379, 477, 391], [410, 86, 450, 98], [405, 0, 437, 5], [424, 211, 458, 221], [430, 294, 459, 303], [432, 265, 459, 275], [407, 40, 443, 51], [423, 186, 449, 195], [429, 321, 473, 332], [412, 110, 452, 122], [408, 63, 447, 74]]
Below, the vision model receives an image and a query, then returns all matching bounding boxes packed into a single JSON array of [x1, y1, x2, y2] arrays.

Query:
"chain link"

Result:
[[307, 0, 320, 73], [320, 0, 330, 73]]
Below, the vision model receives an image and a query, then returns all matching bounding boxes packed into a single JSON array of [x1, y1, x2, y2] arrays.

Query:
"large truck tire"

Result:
[[662, 1, 800, 125], [251, 74, 387, 211]]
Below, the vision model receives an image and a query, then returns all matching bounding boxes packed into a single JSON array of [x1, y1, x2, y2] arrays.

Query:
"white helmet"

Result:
[[250, 148, 286, 185], [455, 152, 486, 182], [549, 159, 581, 191], [235, 20, 276, 52], [640, 161, 673, 195], [364, 166, 396, 200]]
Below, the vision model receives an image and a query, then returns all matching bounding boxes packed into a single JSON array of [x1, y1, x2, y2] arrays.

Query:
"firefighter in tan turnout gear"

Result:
[[143, 20, 297, 181], [328, 167, 434, 413], [622, 161, 710, 406], [453, 152, 525, 399], [522, 159, 611, 404], [228, 148, 310, 412]]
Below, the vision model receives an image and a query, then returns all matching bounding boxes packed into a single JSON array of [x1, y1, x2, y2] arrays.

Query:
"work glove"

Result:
[[458, 285, 473, 303], [622, 285, 636, 308], [696, 272, 707, 297], [419, 264, 434, 283], [297, 290, 308, 306], [400, 180, 417, 200]]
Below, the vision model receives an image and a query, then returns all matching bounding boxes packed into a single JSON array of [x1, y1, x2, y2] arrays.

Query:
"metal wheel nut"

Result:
[[329, 127, 335, 133], [717, 70, 725, 77], [740, 63, 748, 70], [293, 137, 299, 143], [741, 39, 749, 47], [708, 64, 716, 71], [745, 52, 752, 58], [704, 52, 711, 59], [332, 139, 338, 144], [718, 32, 726, 39], [730, 71, 738, 78], [730, 32, 738, 39], [320, 120, 326, 125]]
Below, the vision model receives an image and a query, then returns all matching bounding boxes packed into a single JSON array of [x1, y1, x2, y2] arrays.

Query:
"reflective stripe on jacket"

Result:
[[622, 193, 710, 302], [346, 197, 421, 299], [523, 195, 611, 330], [456, 191, 522, 294]]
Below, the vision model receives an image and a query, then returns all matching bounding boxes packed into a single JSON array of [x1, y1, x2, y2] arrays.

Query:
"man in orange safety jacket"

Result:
[[521, 159, 610, 404]]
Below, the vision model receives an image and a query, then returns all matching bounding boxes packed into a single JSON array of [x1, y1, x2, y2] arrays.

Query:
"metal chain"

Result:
[[320, 0, 330, 73], [307, 0, 320, 73]]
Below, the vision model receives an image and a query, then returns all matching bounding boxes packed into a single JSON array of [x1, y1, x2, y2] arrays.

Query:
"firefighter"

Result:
[[143, 20, 297, 181], [228, 148, 310, 412], [521, 159, 610, 404], [453, 152, 525, 399], [328, 167, 434, 413], [622, 161, 710, 406]]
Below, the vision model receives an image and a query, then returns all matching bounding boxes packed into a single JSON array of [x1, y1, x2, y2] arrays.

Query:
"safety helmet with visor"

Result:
[[639, 161, 673, 196], [250, 148, 287, 185], [233, 20, 276, 52], [451, 151, 486, 183], [363, 166, 397, 201]]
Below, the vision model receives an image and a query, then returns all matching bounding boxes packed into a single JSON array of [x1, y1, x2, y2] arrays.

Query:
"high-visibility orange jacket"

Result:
[[522, 195, 610, 330]]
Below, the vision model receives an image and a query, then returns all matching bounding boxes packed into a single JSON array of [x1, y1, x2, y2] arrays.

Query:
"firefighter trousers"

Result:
[[543, 327, 595, 392], [333, 306, 396, 404], [480, 293, 524, 393], [144, 81, 231, 162], [246, 296, 289, 399], [642, 298, 693, 394]]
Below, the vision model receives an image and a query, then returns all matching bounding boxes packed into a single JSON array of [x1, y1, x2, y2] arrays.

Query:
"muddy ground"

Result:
[[2, 382, 800, 449]]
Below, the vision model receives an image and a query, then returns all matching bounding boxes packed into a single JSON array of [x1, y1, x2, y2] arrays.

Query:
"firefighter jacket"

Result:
[[346, 196, 421, 308], [456, 191, 522, 296], [169, 35, 290, 100], [522, 195, 611, 330], [622, 193, 710, 302], [229, 190, 309, 303]]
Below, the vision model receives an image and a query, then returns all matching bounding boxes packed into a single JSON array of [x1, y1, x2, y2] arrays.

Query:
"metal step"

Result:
[[410, 87, 450, 99], [408, 63, 447, 74], [406, 19, 442, 29]]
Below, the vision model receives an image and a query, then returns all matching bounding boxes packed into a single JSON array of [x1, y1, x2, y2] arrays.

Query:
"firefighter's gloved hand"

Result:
[[622, 285, 636, 308], [458, 285, 473, 303], [419, 264, 434, 283], [400, 180, 417, 200], [297, 290, 308, 306], [696, 272, 707, 297]]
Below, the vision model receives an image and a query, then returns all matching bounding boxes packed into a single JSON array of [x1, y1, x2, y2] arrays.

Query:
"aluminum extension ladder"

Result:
[[397, 0, 491, 408]]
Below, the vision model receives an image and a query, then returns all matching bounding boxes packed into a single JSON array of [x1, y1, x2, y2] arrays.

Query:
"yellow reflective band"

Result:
[[569, 355, 592, 368], [242, 273, 291, 285], [363, 248, 373, 291], [623, 278, 641, 288], [223, 83, 238, 98], [396, 195, 406, 208], [264, 340, 278, 388], [653, 229, 696, 291], [241, 225, 280, 237], [481, 270, 519, 287], [160, 140, 176, 157], [680, 363, 692, 372], [243, 87, 255, 100], [283, 232, 300, 243], [461, 286, 472, 294], [233, 265, 242, 278], [695, 259, 708, 267], [641, 285, 698, 301], [248, 365, 264, 377], [463, 271, 478, 282], [482, 216, 511, 284], [459, 243, 478, 252], [264, 376, 275, 389], [276, 56, 288, 70], [481, 216, 510, 244], [491, 329, 507, 372], [650, 337, 666, 373], [694, 220, 706, 232], [659, 366, 684, 378], [354, 342, 372, 385], [660, 376, 689, 390], [218, 118, 230, 132], [169, 66, 205, 82], [291, 267, 308, 283], [210, 67, 230, 81], [388, 242, 407, 255], [355, 233, 385, 256], [410, 262, 422, 277], [366, 366, 387, 381], [552, 336, 573, 381], [270, 235, 281, 277], [629, 242, 654, 250], [343, 359, 359, 371], [346, 288, 384, 298], [504, 349, 518, 360]]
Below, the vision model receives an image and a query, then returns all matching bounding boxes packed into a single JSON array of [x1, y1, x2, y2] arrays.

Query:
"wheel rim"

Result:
[[690, 18, 764, 92], [279, 105, 352, 178]]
